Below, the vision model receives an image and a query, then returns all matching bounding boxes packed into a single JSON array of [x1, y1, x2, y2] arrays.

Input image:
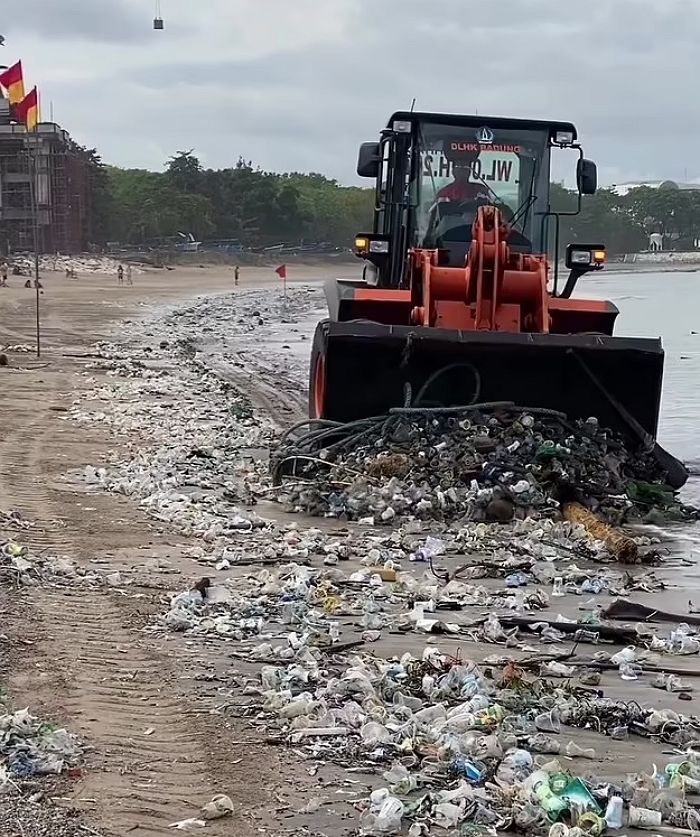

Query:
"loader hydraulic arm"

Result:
[[410, 205, 550, 333]]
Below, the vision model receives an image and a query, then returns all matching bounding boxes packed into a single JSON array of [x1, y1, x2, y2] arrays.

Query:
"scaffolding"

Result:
[[0, 99, 89, 256]]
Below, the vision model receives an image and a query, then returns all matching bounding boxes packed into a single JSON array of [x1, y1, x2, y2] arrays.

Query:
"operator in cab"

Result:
[[436, 150, 490, 205]]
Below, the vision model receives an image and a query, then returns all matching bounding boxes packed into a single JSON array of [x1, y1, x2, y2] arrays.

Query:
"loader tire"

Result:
[[308, 323, 329, 420]]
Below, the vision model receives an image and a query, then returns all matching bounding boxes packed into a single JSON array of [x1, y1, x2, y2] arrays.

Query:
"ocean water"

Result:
[[578, 270, 700, 503]]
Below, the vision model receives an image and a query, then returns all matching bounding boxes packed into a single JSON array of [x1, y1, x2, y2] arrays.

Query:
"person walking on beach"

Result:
[[117, 264, 124, 285], [0, 262, 7, 287], [126, 264, 133, 286], [234, 265, 240, 287]]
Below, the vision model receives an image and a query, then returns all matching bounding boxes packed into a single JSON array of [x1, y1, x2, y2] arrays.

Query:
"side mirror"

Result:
[[577, 158, 597, 195], [565, 244, 606, 271], [357, 142, 380, 178]]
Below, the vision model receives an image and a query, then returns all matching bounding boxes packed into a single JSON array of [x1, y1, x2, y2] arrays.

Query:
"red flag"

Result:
[[0, 61, 25, 105], [275, 264, 287, 280], [14, 87, 39, 131]]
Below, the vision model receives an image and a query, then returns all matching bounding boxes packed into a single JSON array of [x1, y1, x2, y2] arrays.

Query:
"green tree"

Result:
[[99, 154, 700, 256], [80, 146, 114, 245], [166, 150, 204, 193]]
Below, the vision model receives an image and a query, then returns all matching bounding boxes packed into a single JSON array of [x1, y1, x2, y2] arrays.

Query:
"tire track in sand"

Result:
[[31, 588, 231, 835], [0, 366, 266, 836]]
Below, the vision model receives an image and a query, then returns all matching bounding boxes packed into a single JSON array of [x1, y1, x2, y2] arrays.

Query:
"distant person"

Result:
[[126, 264, 133, 286], [0, 263, 7, 287], [117, 264, 124, 285], [234, 265, 240, 287]]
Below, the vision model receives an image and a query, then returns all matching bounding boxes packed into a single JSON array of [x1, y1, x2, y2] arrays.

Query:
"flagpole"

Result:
[[26, 133, 41, 357]]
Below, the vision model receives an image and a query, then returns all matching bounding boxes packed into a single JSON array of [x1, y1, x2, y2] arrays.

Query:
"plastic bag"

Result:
[[610, 646, 636, 666], [361, 721, 391, 744], [383, 762, 418, 794], [497, 748, 534, 784], [201, 794, 234, 820], [360, 791, 404, 835]]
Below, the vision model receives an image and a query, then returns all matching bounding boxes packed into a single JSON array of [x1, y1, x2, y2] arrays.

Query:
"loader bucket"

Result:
[[310, 320, 666, 440]]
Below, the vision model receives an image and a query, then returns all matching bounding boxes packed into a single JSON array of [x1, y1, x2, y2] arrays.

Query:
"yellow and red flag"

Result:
[[15, 87, 39, 131], [0, 61, 25, 105]]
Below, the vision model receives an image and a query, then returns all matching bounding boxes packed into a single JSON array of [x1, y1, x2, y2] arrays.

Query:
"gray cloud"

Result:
[[6, 0, 700, 184], [3, 0, 151, 43]]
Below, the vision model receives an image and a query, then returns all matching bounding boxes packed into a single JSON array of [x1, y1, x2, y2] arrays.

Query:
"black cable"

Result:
[[413, 362, 482, 408]]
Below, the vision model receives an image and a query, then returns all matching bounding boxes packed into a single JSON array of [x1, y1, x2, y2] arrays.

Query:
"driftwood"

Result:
[[603, 598, 700, 626], [496, 615, 638, 643], [563, 502, 638, 563]]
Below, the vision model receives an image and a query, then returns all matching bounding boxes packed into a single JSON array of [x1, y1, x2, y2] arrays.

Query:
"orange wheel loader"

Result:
[[308, 112, 687, 488]]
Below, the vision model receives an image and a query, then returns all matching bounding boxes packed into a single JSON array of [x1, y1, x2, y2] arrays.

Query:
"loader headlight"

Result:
[[565, 244, 606, 271], [554, 130, 575, 145], [570, 249, 593, 265], [354, 234, 390, 258]]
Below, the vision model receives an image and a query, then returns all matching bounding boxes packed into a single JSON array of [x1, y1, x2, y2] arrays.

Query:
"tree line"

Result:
[[83, 149, 700, 254], [86, 150, 373, 250]]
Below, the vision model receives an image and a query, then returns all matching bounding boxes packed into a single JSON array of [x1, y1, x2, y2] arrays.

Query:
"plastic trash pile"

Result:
[[0, 538, 96, 587], [272, 407, 695, 525], [250, 644, 700, 836], [9, 254, 138, 276], [157, 560, 700, 834], [73, 341, 274, 542], [0, 509, 32, 532], [160, 561, 404, 640], [71, 286, 326, 550], [157, 519, 685, 650], [0, 708, 82, 782]]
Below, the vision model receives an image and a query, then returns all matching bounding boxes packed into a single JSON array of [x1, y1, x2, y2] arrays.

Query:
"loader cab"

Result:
[[356, 112, 597, 290]]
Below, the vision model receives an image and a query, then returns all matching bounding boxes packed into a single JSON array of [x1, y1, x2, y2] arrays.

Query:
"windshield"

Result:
[[412, 122, 551, 255]]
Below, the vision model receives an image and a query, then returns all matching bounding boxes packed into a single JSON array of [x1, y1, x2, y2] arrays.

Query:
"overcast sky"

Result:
[[3, 0, 699, 185]]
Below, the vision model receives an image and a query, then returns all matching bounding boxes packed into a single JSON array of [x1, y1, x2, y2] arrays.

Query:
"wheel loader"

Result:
[[308, 111, 687, 487]]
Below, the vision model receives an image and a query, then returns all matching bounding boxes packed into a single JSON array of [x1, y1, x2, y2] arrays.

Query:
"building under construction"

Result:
[[0, 97, 89, 255]]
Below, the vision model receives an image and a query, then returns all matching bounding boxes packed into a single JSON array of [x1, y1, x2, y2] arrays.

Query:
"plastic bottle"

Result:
[[451, 755, 484, 783], [604, 796, 624, 829], [506, 572, 529, 588], [628, 806, 662, 828], [610, 725, 629, 741], [535, 711, 561, 733], [619, 662, 643, 681], [573, 629, 600, 644], [411, 536, 445, 563], [581, 577, 605, 594]]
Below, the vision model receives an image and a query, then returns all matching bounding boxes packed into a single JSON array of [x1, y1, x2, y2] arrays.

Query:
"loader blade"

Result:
[[312, 320, 665, 439]]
